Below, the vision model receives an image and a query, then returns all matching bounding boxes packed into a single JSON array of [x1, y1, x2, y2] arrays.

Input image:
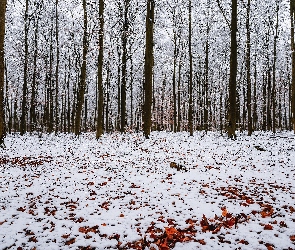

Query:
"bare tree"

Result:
[[291, 0, 295, 132], [228, 0, 238, 138], [20, 0, 29, 135], [74, 0, 88, 135], [188, 0, 193, 136], [96, 0, 104, 139], [143, 0, 155, 139], [0, 0, 7, 146]]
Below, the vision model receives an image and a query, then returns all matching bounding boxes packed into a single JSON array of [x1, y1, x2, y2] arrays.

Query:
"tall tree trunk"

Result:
[[253, 53, 258, 130], [177, 58, 182, 132], [172, 25, 177, 133], [4, 60, 11, 134], [130, 54, 134, 130], [291, 0, 295, 132], [204, 21, 209, 132], [105, 60, 110, 133], [188, 0, 193, 136], [30, 16, 39, 132], [117, 49, 121, 131], [20, 0, 29, 135], [96, 0, 104, 139], [121, 0, 129, 133], [246, 0, 252, 135], [55, 0, 59, 133], [0, 0, 7, 145], [272, 2, 279, 133], [228, 0, 238, 138], [67, 56, 71, 133], [48, 23, 54, 133], [143, 0, 154, 139], [74, 0, 88, 136]]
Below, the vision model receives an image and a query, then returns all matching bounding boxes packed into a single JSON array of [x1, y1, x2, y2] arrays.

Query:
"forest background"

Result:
[[0, 0, 295, 141]]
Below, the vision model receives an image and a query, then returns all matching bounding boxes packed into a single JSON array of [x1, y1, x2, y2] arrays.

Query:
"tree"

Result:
[[272, 1, 279, 133], [20, 0, 29, 135], [143, 0, 155, 139], [291, 0, 295, 132], [120, 0, 130, 133], [96, 0, 104, 139], [245, 0, 252, 135], [228, 0, 238, 138], [188, 0, 193, 136], [74, 0, 88, 136], [0, 0, 7, 146], [55, 0, 60, 133]]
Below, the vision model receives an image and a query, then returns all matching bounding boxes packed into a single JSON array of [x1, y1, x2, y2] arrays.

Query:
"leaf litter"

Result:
[[0, 131, 295, 249]]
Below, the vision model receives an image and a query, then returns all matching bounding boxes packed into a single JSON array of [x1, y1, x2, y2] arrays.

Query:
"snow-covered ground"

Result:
[[0, 131, 295, 250]]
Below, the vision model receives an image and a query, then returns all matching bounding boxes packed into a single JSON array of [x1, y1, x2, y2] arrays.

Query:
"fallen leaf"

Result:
[[65, 238, 76, 245], [264, 224, 273, 230]]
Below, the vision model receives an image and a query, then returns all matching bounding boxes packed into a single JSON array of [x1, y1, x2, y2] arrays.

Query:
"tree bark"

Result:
[[55, 0, 60, 133], [143, 0, 154, 139], [228, 0, 238, 138], [272, 1, 279, 133], [291, 0, 295, 132], [30, 16, 39, 132], [74, 0, 88, 136], [121, 0, 129, 133], [20, 0, 29, 135], [246, 0, 252, 135], [188, 0, 193, 136], [96, 0, 104, 139], [0, 0, 7, 145]]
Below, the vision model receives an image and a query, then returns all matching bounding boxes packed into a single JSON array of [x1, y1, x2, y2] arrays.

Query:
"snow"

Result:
[[0, 131, 295, 249]]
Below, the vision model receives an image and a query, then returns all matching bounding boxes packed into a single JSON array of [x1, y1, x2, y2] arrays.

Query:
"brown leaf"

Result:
[[28, 236, 38, 243], [17, 207, 26, 212], [264, 224, 273, 230], [198, 239, 206, 245], [65, 238, 76, 245], [221, 207, 228, 217], [290, 235, 295, 241], [0, 220, 6, 225]]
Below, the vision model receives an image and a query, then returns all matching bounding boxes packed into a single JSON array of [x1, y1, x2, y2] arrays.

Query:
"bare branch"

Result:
[[215, 0, 231, 29]]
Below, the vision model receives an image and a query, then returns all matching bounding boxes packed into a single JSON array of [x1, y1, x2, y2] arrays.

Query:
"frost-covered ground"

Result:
[[0, 131, 295, 250]]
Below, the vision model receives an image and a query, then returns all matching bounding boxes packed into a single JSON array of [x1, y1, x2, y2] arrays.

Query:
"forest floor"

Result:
[[0, 131, 295, 250]]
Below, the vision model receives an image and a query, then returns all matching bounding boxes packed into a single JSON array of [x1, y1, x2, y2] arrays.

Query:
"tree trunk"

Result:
[[55, 0, 59, 133], [246, 0, 252, 135], [0, 0, 7, 145], [143, 0, 154, 139], [4, 60, 11, 134], [227, 0, 238, 138], [188, 0, 193, 136], [74, 0, 88, 136], [96, 0, 104, 139], [48, 23, 54, 133], [20, 0, 29, 135], [30, 16, 39, 133], [291, 0, 295, 132], [272, 2, 279, 133], [204, 20, 209, 132], [121, 0, 129, 133], [172, 24, 177, 133]]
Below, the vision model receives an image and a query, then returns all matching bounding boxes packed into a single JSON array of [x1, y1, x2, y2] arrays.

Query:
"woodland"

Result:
[[1, 1, 295, 249], [0, 0, 294, 141]]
